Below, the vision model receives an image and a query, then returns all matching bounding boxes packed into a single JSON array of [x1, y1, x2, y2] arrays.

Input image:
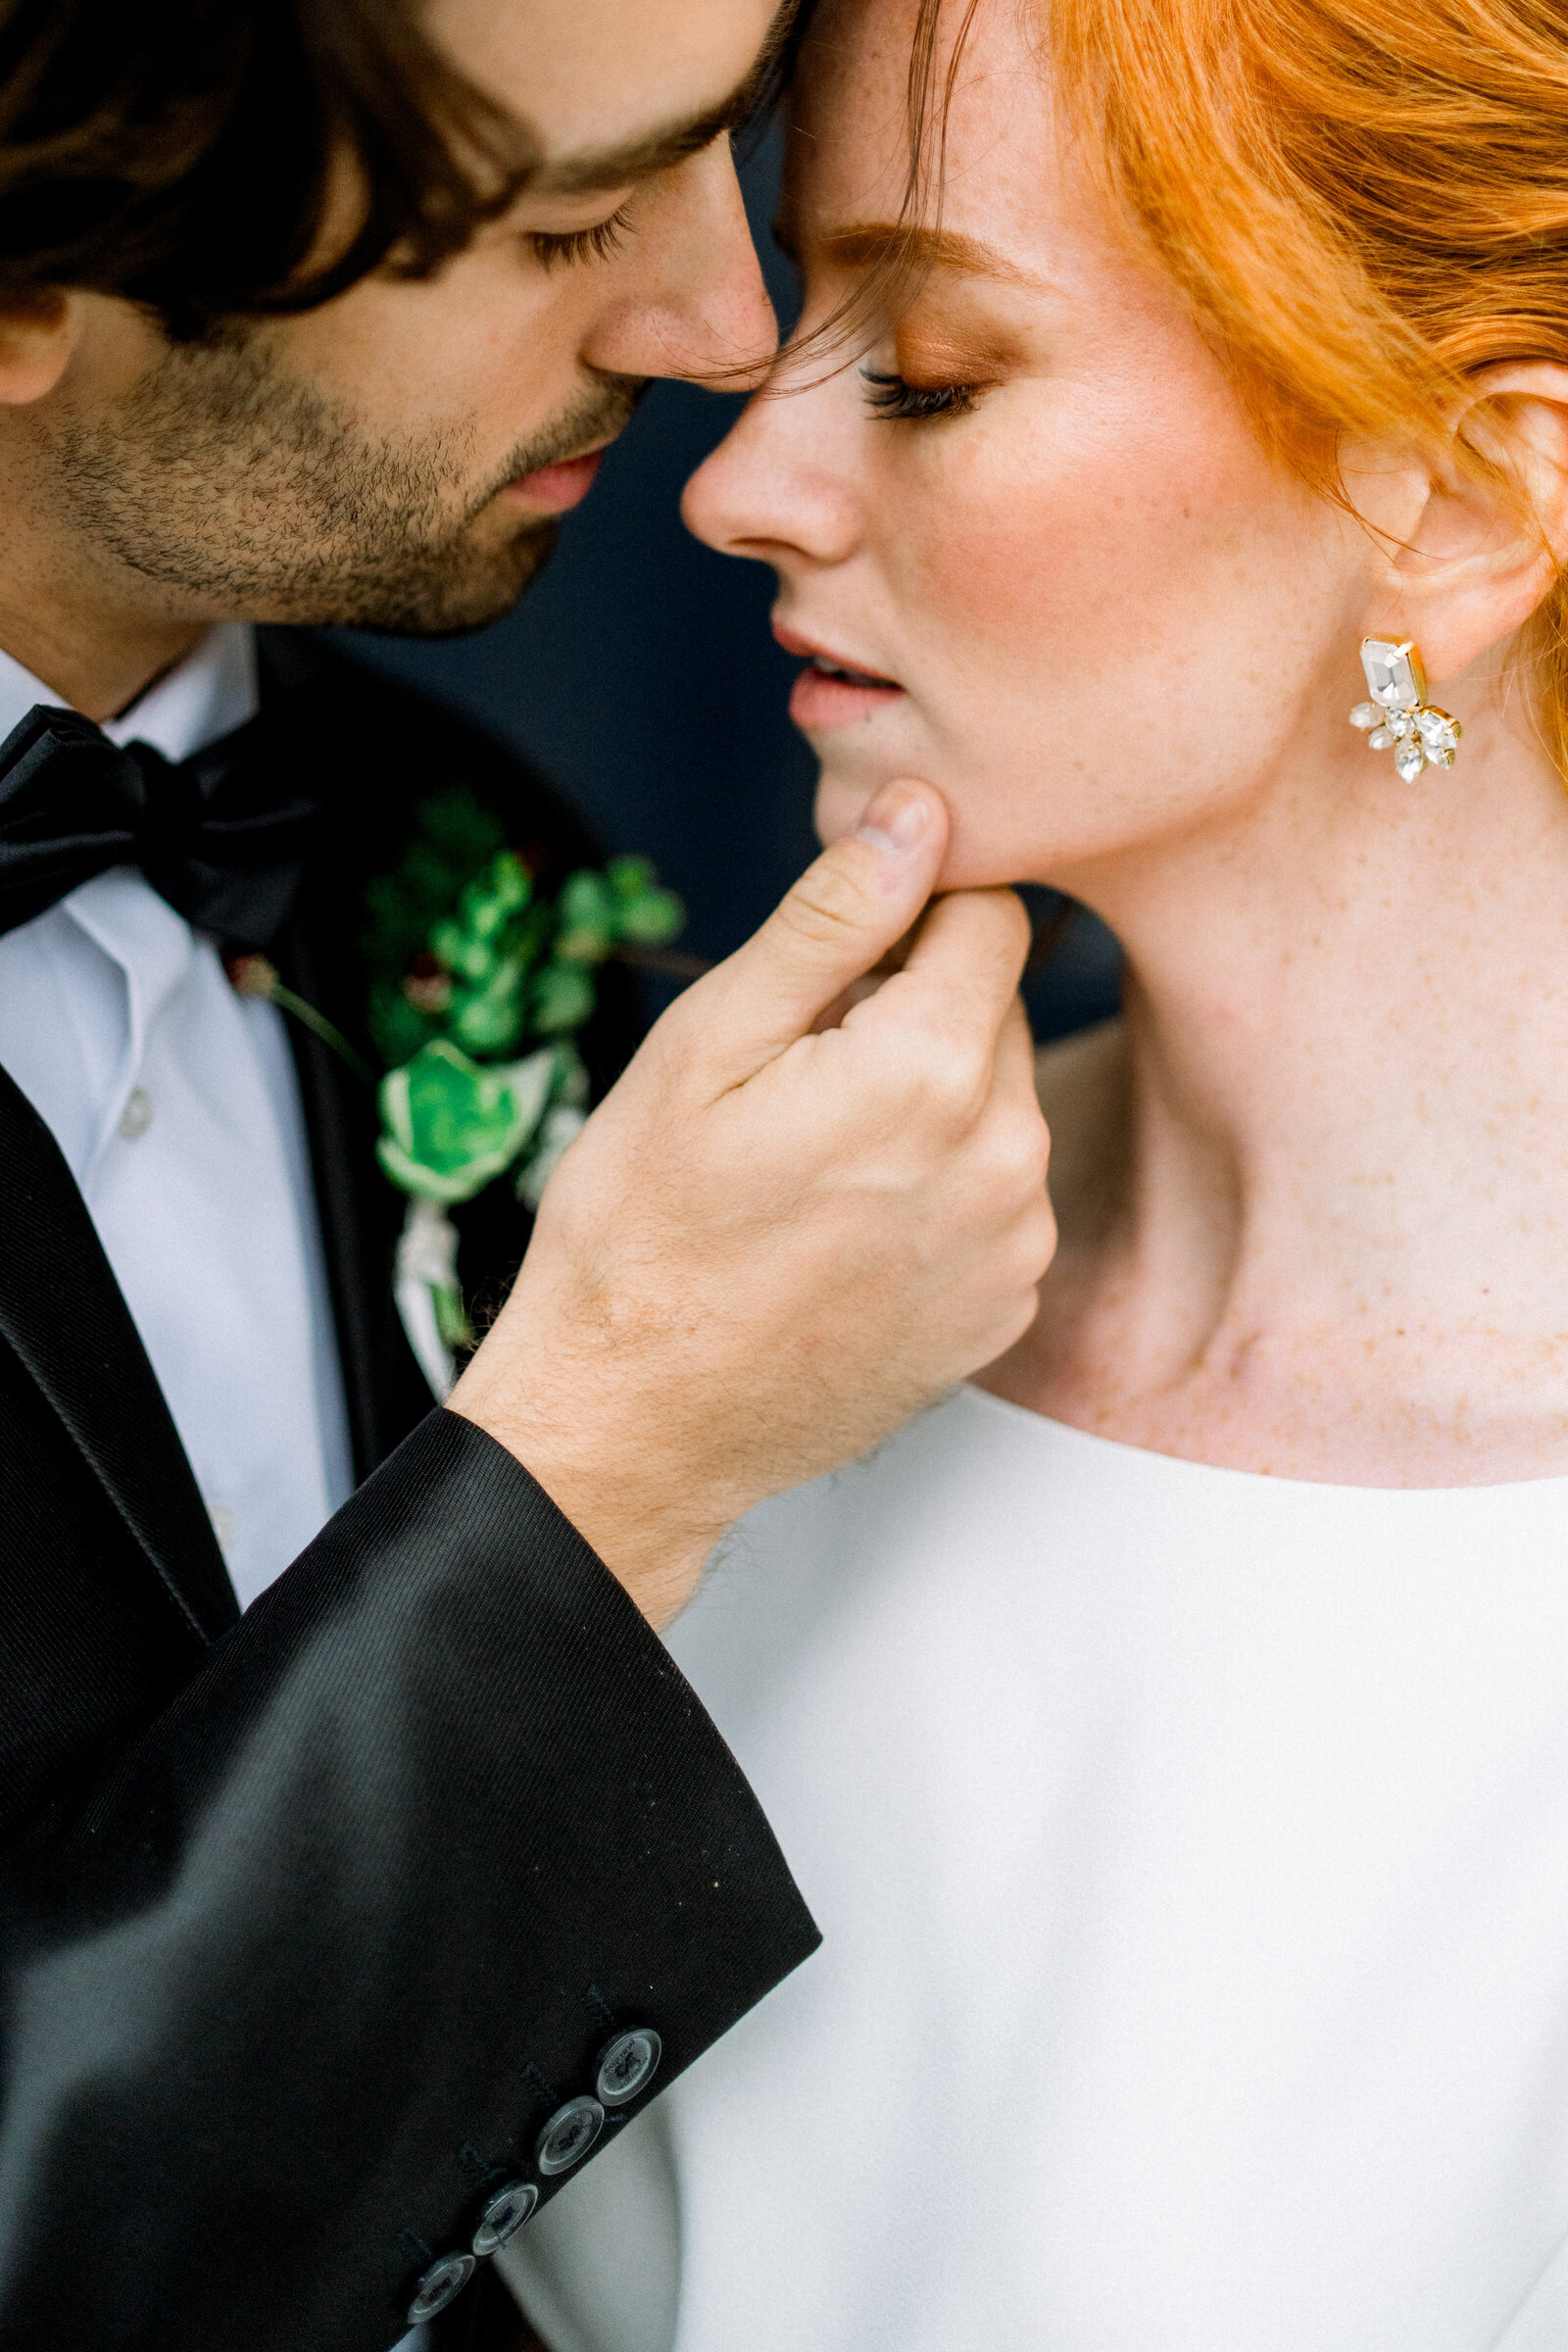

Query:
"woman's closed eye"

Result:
[[860, 366, 981, 421]]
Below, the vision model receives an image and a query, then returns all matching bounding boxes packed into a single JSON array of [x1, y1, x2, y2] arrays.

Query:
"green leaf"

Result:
[[530, 961, 597, 1034], [489, 850, 533, 913], [451, 1000, 524, 1056], [462, 893, 509, 945], [360, 792, 509, 988], [368, 980, 435, 1069], [555, 869, 615, 964], [451, 956, 526, 1055], [616, 886, 685, 947], [459, 851, 530, 943], [607, 856, 657, 901], [433, 1285, 474, 1350], [430, 918, 493, 984], [419, 790, 505, 873]]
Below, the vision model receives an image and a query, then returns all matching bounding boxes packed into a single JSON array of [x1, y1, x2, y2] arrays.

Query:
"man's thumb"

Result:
[[698, 781, 949, 1077]]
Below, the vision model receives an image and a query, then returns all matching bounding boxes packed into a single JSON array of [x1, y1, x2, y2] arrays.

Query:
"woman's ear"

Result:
[[1358, 362, 1568, 687], [0, 289, 75, 405]]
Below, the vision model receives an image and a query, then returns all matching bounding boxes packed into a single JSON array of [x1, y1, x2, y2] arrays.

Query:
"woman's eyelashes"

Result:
[[528, 202, 636, 270], [859, 366, 981, 421]]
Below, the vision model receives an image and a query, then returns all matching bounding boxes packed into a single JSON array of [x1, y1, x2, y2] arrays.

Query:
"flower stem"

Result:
[[267, 982, 377, 1091]]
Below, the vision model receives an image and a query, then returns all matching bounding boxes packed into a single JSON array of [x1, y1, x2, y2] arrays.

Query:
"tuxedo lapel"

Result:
[[251, 627, 646, 1484], [0, 1061, 238, 1643], [255, 631, 442, 1479], [273, 893, 430, 1481]]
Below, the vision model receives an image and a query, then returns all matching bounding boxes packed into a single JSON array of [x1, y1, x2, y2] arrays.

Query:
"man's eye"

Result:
[[529, 203, 636, 270], [859, 367, 978, 422]]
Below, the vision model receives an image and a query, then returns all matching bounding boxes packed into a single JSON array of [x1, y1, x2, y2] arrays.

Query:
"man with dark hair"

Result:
[[0, 2, 1054, 2348]]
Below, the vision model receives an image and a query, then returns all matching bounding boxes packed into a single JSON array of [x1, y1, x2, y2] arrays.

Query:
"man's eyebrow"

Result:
[[538, 100, 744, 194], [537, 0, 803, 194]]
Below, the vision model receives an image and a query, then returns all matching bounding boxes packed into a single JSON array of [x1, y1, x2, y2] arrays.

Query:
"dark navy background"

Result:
[[331, 132, 1120, 1043]]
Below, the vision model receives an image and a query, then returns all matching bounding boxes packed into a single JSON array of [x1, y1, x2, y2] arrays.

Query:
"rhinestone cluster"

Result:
[[1349, 638, 1460, 781]]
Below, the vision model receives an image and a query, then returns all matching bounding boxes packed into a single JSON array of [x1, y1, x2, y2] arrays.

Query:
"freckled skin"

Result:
[[690, 0, 1356, 894], [685, 0, 1568, 1485]]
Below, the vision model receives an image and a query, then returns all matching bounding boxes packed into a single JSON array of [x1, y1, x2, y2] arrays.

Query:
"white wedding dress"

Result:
[[503, 1385, 1568, 2352]]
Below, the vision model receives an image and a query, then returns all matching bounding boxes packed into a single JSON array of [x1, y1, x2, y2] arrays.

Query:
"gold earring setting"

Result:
[[1349, 639, 1461, 779]]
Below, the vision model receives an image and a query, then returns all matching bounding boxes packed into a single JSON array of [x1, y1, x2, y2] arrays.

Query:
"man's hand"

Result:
[[451, 782, 1055, 1626]]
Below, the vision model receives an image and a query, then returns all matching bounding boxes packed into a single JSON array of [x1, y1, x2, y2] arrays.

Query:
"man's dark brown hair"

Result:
[[0, 0, 813, 341], [0, 0, 547, 336]]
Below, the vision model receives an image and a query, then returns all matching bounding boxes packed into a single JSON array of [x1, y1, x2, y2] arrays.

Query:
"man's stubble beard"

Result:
[[46, 321, 647, 637]]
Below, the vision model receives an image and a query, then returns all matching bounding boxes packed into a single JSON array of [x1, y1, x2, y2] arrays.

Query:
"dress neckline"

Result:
[[959, 1379, 1568, 1500]]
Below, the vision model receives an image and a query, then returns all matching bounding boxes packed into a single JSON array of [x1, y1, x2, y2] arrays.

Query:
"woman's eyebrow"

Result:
[[783, 217, 1043, 289]]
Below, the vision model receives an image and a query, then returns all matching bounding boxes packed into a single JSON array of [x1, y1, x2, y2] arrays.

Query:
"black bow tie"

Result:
[[0, 702, 319, 948]]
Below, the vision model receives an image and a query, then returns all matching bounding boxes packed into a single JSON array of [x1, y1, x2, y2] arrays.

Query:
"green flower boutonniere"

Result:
[[232, 788, 691, 1401], [377, 1038, 560, 1207]]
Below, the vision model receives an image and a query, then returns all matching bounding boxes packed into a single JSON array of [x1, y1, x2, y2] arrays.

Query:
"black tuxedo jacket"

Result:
[[0, 634, 819, 2352]]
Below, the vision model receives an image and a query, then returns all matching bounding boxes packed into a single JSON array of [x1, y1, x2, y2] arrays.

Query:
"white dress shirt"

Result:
[[0, 624, 353, 1607]]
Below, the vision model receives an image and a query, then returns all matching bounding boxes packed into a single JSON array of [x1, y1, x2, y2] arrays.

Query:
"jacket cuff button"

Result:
[[406, 2251, 476, 2325], [535, 2094, 605, 2176], [472, 2180, 539, 2257], [595, 2026, 662, 2108]]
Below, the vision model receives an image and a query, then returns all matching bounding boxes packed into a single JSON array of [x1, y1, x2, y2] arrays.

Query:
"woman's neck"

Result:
[[989, 680, 1568, 1483]]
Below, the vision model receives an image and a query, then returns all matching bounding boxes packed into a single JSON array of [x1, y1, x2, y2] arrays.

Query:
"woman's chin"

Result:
[[814, 768, 975, 858], [813, 773, 881, 849], [813, 771, 1026, 893]]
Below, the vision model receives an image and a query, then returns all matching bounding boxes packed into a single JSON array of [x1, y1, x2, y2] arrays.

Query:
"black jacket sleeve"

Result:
[[0, 1410, 820, 2352]]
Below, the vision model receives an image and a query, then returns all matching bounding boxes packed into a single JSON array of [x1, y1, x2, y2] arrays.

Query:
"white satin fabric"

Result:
[[507, 1386, 1568, 2352]]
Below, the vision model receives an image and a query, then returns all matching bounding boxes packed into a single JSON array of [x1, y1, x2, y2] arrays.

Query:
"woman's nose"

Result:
[[682, 370, 862, 567]]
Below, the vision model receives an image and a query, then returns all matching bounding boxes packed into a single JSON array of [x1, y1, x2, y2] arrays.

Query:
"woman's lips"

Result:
[[774, 622, 906, 731], [789, 666, 906, 728], [499, 449, 605, 514]]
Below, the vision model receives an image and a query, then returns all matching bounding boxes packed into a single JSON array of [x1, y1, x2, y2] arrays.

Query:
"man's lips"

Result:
[[499, 448, 606, 514], [773, 621, 906, 730]]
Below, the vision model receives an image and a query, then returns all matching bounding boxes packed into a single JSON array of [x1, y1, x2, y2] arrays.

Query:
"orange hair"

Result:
[[1042, 0, 1568, 767], [860, 0, 1568, 762]]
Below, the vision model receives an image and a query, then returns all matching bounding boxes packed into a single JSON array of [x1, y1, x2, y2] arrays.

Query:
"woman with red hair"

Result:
[[505, 0, 1568, 2343]]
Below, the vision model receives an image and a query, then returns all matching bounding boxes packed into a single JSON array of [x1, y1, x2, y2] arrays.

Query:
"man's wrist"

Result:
[[445, 1373, 723, 1631]]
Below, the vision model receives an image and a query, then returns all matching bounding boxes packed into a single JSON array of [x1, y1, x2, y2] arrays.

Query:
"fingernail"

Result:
[[856, 782, 931, 855]]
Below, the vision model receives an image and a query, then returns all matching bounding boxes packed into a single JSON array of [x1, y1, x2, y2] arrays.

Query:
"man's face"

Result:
[[32, 0, 785, 635]]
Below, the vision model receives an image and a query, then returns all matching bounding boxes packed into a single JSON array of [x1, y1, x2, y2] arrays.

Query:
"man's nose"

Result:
[[585, 139, 778, 390]]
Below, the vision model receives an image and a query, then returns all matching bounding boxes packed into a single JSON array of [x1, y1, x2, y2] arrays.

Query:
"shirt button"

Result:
[[406, 2252, 476, 2325], [595, 2027, 662, 2107], [117, 1087, 153, 1140], [471, 2180, 538, 2257], [535, 2095, 604, 2176]]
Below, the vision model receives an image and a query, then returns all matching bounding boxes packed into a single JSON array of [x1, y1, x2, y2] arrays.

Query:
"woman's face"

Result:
[[682, 0, 1380, 892]]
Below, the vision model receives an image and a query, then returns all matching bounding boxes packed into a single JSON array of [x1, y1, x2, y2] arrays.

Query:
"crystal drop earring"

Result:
[[1349, 639, 1461, 779]]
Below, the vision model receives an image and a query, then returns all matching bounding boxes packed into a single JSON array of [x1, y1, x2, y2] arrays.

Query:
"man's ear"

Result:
[[1358, 362, 1568, 687], [0, 289, 75, 404]]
